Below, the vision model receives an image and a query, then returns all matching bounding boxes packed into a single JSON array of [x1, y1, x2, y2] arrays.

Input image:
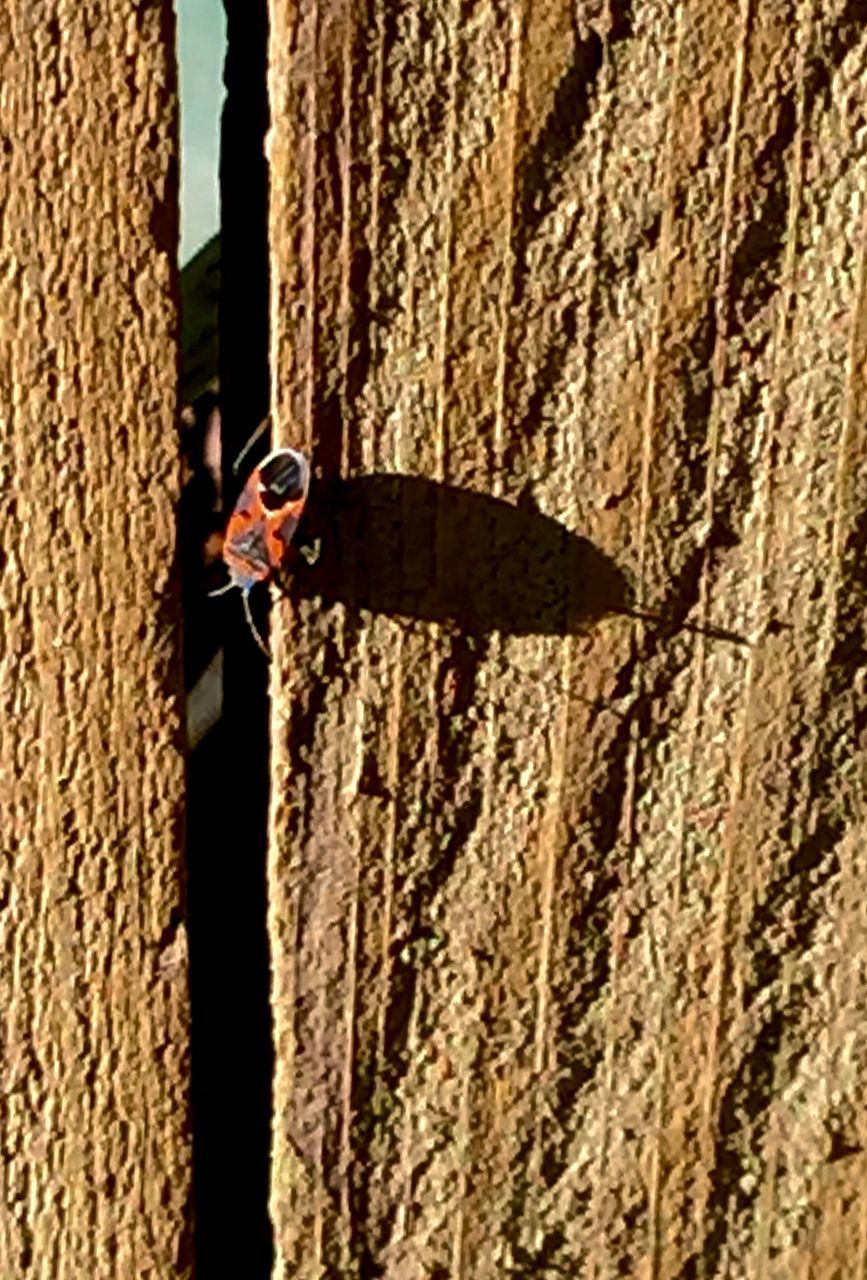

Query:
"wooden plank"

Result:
[[266, 0, 867, 1275], [0, 4, 190, 1276]]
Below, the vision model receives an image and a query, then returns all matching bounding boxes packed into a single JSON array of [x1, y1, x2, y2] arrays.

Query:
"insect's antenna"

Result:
[[208, 581, 236, 598], [232, 416, 271, 476], [621, 606, 749, 647], [242, 587, 271, 658]]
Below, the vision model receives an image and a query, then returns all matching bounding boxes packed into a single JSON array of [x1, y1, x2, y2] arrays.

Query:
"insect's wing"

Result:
[[222, 472, 272, 583], [224, 471, 261, 535], [275, 508, 303, 548], [258, 449, 310, 569]]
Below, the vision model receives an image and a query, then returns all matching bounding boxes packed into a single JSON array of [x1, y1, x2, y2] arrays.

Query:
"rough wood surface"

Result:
[[0, 4, 190, 1276], [267, 1, 867, 1275]]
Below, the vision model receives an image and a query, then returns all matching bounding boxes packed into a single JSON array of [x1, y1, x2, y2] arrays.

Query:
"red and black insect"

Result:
[[210, 446, 310, 655]]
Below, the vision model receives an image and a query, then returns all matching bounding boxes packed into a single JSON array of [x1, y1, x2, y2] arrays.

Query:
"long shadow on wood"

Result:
[[289, 473, 744, 645]]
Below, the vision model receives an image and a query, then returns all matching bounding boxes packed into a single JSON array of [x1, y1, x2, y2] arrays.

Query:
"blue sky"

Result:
[[177, 0, 226, 264]]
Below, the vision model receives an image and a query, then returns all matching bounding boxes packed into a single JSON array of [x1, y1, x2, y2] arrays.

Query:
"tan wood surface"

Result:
[[0, 4, 190, 1276], [265, 1, 867, 1276]]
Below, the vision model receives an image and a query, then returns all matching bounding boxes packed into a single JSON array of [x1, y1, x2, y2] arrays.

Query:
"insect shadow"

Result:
[[287, 473, 744, 644]]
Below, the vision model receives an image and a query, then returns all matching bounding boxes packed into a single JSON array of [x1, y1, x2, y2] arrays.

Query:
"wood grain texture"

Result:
[[267, 0, 867, 1275], [0, 4, 190, 1276]]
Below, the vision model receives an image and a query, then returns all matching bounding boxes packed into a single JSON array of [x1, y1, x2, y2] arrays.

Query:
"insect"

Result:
[[210, 445, 311, 655]]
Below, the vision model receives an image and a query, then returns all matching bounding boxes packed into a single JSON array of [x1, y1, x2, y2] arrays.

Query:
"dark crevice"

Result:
[[183, 3, 273, 1278]]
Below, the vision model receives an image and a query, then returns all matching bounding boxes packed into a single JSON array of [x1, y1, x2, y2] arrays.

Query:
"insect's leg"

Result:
[[242, 587, 271, 658], [232, 415, 271, 476], [208, 581, 236, 598], [299, 537, 322, 566]]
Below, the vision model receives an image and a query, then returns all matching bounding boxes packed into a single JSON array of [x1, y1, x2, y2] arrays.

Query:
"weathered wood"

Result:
[[0, 4, 190, 1276], [267, 0, 867, 1275]]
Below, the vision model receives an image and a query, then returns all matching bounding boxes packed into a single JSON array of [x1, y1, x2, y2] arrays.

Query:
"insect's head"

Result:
[[257, 448, 309, 509]]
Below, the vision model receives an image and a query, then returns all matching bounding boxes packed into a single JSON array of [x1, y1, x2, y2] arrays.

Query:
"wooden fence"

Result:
[[4, 2, 867, 1277]]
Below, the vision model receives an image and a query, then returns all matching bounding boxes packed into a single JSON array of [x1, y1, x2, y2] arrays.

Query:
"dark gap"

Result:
[[180, 2, 273, 1277]]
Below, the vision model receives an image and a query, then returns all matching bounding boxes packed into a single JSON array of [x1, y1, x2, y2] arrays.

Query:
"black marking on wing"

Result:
[[228, 524, 271, 576]]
